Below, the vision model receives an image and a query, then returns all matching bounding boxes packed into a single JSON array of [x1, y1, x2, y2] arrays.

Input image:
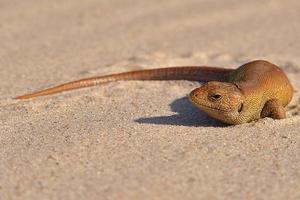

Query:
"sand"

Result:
[[1, 0, 300, 199]]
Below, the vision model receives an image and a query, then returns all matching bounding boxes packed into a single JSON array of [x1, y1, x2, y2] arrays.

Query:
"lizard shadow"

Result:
[[135, 96, 227, 127]]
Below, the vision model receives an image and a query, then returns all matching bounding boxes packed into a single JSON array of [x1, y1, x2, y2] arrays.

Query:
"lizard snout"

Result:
[[189, 87, 205, 104]]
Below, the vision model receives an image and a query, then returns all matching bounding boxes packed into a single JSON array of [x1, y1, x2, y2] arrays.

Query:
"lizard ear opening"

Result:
[[238, 103, 244, 113]]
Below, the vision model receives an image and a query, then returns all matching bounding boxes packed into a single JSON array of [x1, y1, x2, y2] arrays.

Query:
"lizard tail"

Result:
[[15, 66, 233, 99]]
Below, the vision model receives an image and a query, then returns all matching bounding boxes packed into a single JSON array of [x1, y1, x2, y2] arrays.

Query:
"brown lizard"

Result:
[[15, 60, 293, 124]]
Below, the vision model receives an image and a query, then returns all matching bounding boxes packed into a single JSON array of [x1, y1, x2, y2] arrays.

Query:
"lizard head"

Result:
[[189, 81, 244, 124]]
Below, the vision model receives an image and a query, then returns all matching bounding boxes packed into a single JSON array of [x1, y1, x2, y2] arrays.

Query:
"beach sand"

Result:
[[1, 0, 300, 199]]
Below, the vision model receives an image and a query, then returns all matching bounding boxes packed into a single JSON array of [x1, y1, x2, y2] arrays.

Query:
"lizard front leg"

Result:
[[260, 99, 286, 119]]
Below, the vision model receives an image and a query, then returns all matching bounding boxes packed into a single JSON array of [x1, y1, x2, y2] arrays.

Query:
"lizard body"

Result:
[[15, 60, 293, 125]]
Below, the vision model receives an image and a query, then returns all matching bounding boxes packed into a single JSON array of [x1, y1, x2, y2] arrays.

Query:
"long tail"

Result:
[[15, 66, 233, 99]]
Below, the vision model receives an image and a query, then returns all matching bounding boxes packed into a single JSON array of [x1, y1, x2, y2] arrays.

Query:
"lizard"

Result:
[[15, 60, 293, 125]]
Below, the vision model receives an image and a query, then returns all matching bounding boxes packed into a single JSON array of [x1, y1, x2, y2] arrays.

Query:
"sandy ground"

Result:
[[1, 0, 300, 199]]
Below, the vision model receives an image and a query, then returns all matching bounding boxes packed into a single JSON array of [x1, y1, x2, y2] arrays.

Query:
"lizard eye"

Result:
[[209, 93, 222, 101], [212, 94, 221, 99]]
